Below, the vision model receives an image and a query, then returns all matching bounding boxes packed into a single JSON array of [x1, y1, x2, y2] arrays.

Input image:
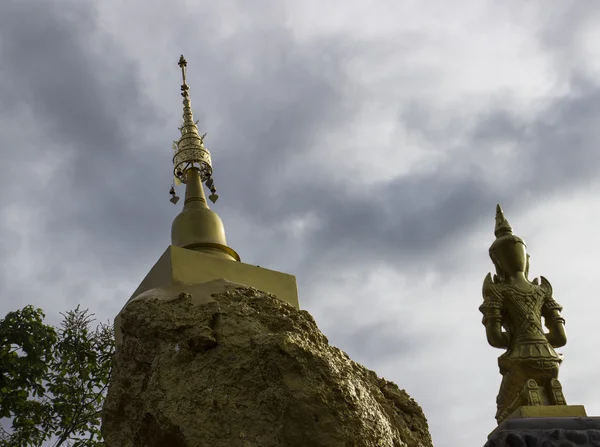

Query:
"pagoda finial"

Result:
[[170, 55, 218, 204], [178, 55, 188, 91]]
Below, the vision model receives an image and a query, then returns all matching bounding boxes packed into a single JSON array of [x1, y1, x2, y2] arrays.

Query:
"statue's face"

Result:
[[495, 241, 527, 273]]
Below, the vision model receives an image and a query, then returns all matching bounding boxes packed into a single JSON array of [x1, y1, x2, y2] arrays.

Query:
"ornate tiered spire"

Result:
[[169, 55, 240, 262], [170, 55, 218, 204]]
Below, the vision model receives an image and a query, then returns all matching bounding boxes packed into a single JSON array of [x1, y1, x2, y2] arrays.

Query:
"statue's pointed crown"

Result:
[[494, 204, 513, 237], [490, 204, 526, 253]]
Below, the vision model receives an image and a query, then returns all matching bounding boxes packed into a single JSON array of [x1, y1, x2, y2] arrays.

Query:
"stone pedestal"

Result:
[[485, 408, 600, 447]]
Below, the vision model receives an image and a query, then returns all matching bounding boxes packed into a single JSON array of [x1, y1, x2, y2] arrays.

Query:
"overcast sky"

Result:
[[2, 0, 600, 445]]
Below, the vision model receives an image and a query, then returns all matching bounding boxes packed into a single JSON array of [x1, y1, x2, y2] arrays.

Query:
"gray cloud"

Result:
[[0, 0, 168, 276], [4, 0, 599, 288]]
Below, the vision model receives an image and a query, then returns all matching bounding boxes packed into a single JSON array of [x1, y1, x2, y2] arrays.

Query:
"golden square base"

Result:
[[128, 245, 299, 309], [508, 405, 588, 419], [114, 246, 299, 346]]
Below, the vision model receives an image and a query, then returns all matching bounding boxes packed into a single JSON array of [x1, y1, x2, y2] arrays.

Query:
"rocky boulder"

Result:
[[101, 279, 433, 447]]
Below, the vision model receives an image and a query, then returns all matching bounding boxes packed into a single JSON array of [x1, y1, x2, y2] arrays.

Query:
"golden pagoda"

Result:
[[113, 55, 299, 345]]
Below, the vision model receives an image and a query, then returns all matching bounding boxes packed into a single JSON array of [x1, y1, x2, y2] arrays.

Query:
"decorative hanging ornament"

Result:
[[206, 177, 218, 203], [169, 183, 179, 204]]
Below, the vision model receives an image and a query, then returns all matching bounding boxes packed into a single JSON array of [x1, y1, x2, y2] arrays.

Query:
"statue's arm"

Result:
[[540, 276, 567, 348], [480, 273, 509, 349], [544, 310, 567, 348], [483, 312, 509, 349]]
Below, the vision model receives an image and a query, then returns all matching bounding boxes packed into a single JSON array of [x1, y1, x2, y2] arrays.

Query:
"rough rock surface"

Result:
[[485, 428, 600, 447], [101, 281, 433, 447]]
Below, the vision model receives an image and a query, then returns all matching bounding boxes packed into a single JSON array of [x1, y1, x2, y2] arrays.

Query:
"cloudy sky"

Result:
[[2, 0, 600, 445]]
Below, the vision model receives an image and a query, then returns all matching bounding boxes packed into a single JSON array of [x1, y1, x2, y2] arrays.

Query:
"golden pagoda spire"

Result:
[[170, 55, 240, 262]]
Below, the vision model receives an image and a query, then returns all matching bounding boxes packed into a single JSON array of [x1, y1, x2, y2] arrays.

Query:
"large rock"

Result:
[[101, 280, 433, 447]]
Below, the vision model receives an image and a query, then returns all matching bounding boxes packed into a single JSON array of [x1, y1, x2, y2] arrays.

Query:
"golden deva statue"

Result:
[[479, 205, 568, 423]]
